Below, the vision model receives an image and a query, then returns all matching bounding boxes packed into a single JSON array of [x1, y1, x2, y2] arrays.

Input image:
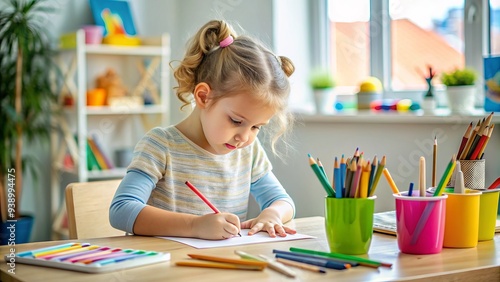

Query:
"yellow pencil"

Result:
[[359, 161, 371, 198], [33, 243, 85, 258], [382, 168, 400, 195]]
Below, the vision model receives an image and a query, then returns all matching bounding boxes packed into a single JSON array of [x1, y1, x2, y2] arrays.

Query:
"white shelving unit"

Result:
[[50, 29, 171, 238]]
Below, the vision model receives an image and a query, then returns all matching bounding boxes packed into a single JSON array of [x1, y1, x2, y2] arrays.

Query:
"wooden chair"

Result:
[[65, 179, 125, 239]]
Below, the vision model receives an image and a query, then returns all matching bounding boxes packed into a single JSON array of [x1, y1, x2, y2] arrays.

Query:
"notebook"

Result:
[[373, 210, 500, 236], [4, 242, 170, 273]]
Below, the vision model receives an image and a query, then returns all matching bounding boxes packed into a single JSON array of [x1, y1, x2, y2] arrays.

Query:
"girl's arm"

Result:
[[109, 170, 241, 239]]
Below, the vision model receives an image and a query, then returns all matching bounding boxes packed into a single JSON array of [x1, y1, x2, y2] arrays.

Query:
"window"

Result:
[[492, 0, 500, 54], [326, 0, 496, 96]]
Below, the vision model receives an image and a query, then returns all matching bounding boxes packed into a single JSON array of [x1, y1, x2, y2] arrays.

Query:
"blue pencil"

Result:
[[272, 249, 358, 266], [408, 182, 414, 197], [334, 157, 342, 198], [274, 252, 350, 270]]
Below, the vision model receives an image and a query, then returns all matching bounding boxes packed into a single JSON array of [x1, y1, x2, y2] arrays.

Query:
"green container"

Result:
[[324, 196, 376, 255]]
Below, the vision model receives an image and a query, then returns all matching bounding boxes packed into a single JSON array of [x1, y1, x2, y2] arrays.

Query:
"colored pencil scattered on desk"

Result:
[[456, 112, 495, 160], [289, 247, 392, 268], [276, 258, 327, 273]]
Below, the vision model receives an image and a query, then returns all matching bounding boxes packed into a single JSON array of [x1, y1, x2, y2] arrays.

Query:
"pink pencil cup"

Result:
[[394, 192, 448, 255]]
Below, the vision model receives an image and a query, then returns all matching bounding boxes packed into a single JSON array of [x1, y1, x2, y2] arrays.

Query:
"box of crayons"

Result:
[[5, 242, 170, 273]]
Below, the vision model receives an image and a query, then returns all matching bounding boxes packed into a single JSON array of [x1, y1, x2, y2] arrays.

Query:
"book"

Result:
[[87, 137, 109, 170], [86, 140, 101, 171], [373, 210, 500, 236], [91, 134, 114, 169], [6, 242, 170, 273]]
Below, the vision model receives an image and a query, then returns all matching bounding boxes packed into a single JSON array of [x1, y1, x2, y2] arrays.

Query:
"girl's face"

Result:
[[200, 92, 276, 155]]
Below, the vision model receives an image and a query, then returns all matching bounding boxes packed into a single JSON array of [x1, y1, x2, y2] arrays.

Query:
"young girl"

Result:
[[110, 20, 296, 240]]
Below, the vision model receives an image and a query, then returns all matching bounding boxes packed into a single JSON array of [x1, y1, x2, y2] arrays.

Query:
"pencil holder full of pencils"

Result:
[[448, 159, 485, 190]]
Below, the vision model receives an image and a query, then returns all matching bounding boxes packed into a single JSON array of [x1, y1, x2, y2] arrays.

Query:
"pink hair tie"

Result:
[[219, 35, 234, 48]]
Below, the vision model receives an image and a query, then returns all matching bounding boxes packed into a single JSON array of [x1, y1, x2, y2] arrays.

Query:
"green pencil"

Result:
[[368, 155, 386, 197], [289, 247, 392, 268], [433, 155, 456, 197], [308, 154, 335, 197]]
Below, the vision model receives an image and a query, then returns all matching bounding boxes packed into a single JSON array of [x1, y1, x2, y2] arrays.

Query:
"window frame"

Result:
[[320, 0, 492, 104]]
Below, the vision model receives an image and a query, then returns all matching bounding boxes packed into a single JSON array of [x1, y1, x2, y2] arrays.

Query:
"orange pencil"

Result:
[[432, 137, 437, 188], [187, 254, 268, 268], [460, 120, 480, 160], [176, 261, 265, 270]]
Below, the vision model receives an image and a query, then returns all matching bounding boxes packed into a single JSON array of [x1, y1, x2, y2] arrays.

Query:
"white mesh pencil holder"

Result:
[[448, 159, 486, 190]]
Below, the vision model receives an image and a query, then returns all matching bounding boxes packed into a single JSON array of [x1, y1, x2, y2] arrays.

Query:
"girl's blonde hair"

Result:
[[173, 20, 295, 157]]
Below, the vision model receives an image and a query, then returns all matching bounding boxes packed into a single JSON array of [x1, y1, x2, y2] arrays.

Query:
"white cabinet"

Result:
[[50, 29, 171, 238]]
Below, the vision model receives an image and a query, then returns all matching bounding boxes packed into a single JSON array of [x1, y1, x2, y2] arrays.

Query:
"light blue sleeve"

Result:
[[109, 170, 156, 234], [250, 171, 296, 218]]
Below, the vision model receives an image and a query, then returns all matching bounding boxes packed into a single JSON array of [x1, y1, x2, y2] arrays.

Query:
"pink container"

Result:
[[394, 192, 448, 255], [83, 25, 104, 44]]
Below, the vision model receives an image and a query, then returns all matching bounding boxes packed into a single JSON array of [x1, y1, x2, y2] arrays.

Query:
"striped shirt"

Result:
[[109, 126, 294, 233]]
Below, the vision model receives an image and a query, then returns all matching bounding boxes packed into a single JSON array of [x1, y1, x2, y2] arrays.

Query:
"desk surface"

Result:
[[1, 217, 499, 282]]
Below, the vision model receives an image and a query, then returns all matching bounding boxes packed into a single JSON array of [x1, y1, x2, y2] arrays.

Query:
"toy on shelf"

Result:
[[357, 77, 383, 110], [370, 99, 420, 112]]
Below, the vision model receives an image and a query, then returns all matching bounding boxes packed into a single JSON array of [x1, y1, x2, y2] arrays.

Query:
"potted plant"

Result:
[[0, 0, 62, 244], [310, 68, 336, 114], [440, 67, 478, 114]]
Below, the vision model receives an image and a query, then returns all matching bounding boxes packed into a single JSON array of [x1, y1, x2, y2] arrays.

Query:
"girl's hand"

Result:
[[192, 213, 241, 240], [240, 208, 296, 237]]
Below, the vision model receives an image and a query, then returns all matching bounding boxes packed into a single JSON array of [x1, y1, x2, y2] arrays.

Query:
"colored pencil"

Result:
[[344, 158, 354, 197], [349, 160, 361, 198], [274, 252, 350, 270], [382, 168, 400, 195], [289, 247, 392, 268], [477, 124, 494, 159], [408, 182, 414, 197], [359, 161, 371, 198], [419, 156, 426, 197], [273, 249, 359, 266], [367, 156, 377, 194], [368, 156, 386, 197], [457, 122, 472, 158], [433, 155, 457, 196], [340, 155, 346, 194], [469, 126, 489, 160], [308, 154, 335, 197], [176, 260, 265, 270], [258, 254, 297, 278], [487, 177, 500, 190], [276, 258, 327, 274], [334, 157, 342, 198], [234, 250, 297, 278], [33, 243, 90, 258], [185, 181, 241, 237], [459, 120, 480, 160], [187, 254, 268, 267], [317, 158, 329, 183], [432, 137, 437, 187]]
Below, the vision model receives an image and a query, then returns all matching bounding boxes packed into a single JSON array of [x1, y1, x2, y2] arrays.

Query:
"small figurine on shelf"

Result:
[[420, 65, 436, 114]]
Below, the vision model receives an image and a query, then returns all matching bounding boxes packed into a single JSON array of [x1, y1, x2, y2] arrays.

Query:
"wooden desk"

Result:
[[1, 217, 499, 281]]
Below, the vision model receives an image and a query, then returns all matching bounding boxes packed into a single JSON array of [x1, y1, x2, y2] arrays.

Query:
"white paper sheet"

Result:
[[158, 229, 315, 249]]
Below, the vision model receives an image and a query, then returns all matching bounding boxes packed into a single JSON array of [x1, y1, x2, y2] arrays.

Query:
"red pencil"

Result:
[[469, 127, 489, 160], [185, 181, 221, 213], [457, 122, 472, 158]]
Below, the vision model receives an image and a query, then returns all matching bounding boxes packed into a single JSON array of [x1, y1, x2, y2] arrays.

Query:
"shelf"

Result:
[[87, 168, 127, 180], [64, 105, 165, 115], [297, 108, 500, 124], [84, 44, 165, 56]]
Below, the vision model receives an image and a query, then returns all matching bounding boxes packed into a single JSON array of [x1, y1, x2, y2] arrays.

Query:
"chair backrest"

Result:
[[65, 179, 125, 239]]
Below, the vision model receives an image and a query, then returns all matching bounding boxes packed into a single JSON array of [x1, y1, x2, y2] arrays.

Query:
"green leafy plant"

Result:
[[440, 68, 478, 87], [0, 0, 62, 221], [310, 68, 335, 89]]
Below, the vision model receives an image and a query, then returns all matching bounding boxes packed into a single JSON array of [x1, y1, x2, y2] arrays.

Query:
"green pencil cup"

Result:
[[324, 196, 376, 255]]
